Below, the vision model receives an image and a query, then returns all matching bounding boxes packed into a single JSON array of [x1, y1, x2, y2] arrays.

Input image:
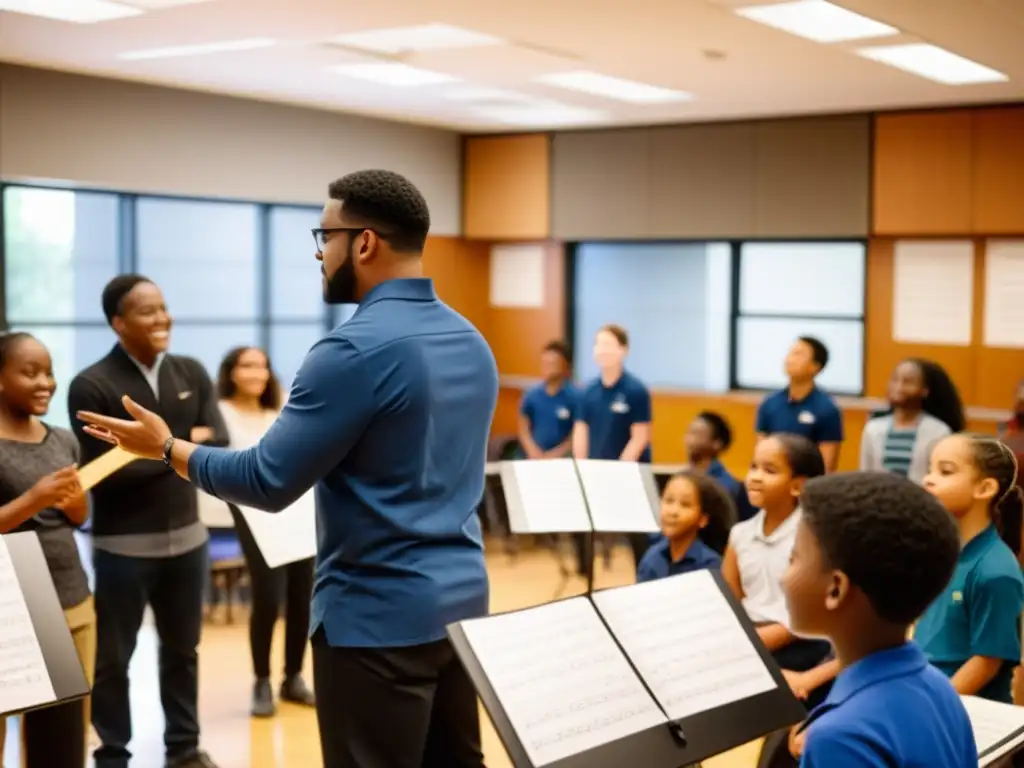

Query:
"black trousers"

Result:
[[231, 506, 314, 679], [22, 696, 87, 767], [311, 630, 485, 768], [92, 544, 207, 768]]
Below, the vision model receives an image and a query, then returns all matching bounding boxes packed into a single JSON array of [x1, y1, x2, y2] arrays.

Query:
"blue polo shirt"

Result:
[[800, 643, 976, 767], [915, 525, 1024, 702], [578, 371, 652, 462], [189, 278, 498, 648], [755, 386, 843, 445], [519, 382, 577, 452], [635, 537, 720, 583], [707, 460, 758, 522]]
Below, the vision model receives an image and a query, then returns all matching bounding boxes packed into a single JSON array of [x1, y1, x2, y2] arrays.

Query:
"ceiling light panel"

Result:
[[536, 71, 692, 103], [118, 0, 213, 8], [857, 43, 1009, 85], [331, 63, 459, 87], [330, 23, 503, 54], [472, 102, 608, 127], [0, 0, 141, 23], [119, 37, 276, 60], [735, 0, 898, 43]]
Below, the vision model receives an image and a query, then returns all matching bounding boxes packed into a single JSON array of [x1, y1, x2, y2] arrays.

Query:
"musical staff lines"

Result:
[[0, 538, 55, 713]]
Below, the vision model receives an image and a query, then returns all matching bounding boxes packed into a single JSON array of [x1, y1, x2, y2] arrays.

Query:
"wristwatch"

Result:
[[162, 436, 176, 466]]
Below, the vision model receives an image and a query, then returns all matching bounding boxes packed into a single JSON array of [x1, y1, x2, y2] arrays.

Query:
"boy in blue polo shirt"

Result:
[[756, 336, 843, 472], [685, 410, 758, 521], [517, 341, 577, 459], [782, 472, 975, 767]]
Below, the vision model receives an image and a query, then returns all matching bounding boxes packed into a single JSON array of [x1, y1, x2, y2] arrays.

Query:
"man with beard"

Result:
[[76, 170, 499, 768], [67, 275, 228, 768]]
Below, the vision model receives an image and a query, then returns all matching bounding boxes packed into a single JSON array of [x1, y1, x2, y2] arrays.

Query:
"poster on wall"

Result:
[[892, 240, 974, 346], [983, 240, 1024, 349]]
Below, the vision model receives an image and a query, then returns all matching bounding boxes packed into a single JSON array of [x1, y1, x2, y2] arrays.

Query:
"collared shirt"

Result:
[[577, 370, 652, 462], [519, 382, 578, 452], [125, 350, 165, 398], [916, 525, 1024, 702], [800, 643, 976, 767], [729, 509, 800, 626], [756, 386, 843, 445], [189, 279, 498, 648], [636, 537, 720, 583], [706, 460, 758, 522]]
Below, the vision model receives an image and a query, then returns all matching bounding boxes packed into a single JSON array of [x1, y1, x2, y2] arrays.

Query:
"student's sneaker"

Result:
[[280, 674, 316, 707], [165, 750, 219, 768], [251, 677, 276, 717]]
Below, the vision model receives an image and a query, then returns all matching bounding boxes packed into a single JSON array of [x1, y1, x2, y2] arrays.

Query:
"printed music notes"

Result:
[[575, 460, 660, 533], [460, 598, 665, 767], [592, 570, 776, 721], [502, 460, 592, 534], [236, 490, 317, 568], [77, 446, 137, 491], [962, 695, 1024, 766], [0, 538, 55, 713]]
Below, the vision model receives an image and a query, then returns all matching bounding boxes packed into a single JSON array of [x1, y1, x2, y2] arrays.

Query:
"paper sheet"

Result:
[[892, 240, 974, 345], [961, 695, 1024, 766], [236, 490, 316, 569], [77, 447, 137, 491], [197, 491, 234, 529], [0, 537, 56, 715], [504, 460, 592, 534], [575, 460, 660, 533], [460, 598, 665, 767], [983, 240, 1024, 349], [592, 571, 776, 722]]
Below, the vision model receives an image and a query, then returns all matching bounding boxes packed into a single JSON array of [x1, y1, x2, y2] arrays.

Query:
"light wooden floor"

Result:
[[6, 542, 764, 768]]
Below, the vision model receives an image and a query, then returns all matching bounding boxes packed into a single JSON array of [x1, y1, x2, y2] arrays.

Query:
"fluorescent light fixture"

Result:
[[119, 37, 276, 60], [735, 0, 897, 43], [330, 23, 503, 54], [0, 0, 142, 23], [858, 43, 1009, 85], [472, 104, 607, 127], [443, 86, 534, 103], [536, 70, 692, 104], [331, 62, 458, 87]]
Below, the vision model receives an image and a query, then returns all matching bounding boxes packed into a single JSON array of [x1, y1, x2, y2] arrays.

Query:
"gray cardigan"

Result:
[[859, 413, 952, 484]]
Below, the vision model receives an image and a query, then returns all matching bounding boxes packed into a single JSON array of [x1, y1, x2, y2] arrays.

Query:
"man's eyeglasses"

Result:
[[311, 227, 385, 254]]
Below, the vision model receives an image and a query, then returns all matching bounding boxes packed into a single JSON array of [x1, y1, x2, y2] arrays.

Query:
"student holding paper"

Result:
[[216, 346, 316, 717], [780, 472, 975, 767], [0, 332, 92, 767], [77, 170, 498, 768]]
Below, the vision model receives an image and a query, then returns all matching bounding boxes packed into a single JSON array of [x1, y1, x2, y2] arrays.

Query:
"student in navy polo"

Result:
[[685, 411, 758, 521], [572, 324, 652, 573], [756, 336, 843, 472], [781, 472, 974, 767], [517, 341, 577, 459], [636, 471, 734, 583]]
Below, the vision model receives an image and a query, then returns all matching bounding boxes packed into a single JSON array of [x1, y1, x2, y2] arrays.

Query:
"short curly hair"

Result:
[[801, 471, 959, 625], [327, 169, 431, 252]]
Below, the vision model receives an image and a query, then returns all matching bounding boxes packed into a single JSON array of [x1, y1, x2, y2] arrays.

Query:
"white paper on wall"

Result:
[[489, 244, 545, 308], [892, 240, 974, 346], [983, 240, 1024, 349]]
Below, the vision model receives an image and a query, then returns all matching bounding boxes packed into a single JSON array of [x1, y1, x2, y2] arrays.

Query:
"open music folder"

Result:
[[0, 532, 90, 718], [447, 569, 805, 768], [963, 695, 1024, 767], [497, 458, 661, 535]]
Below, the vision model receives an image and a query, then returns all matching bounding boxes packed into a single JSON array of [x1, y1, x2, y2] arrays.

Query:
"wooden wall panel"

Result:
[[463, 135, 551, 240], [422, 237, 491, 338], [972, 107, 1024, 234], [873, 111, 974, 235]]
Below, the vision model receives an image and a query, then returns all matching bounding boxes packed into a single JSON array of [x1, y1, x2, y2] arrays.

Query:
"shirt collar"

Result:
[[963, 524, 1000, 559], [118, 345, 165, 375], [823, 643, 926, 710], [754, 508, 800, 543], [658, 537, 712, 566], [360, 278, 437, 309], [707, 460, 729, 480], [785, 385, 817, 405]]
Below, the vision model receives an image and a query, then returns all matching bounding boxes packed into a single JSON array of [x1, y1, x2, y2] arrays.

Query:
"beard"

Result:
[[322, 251, 357, 305]]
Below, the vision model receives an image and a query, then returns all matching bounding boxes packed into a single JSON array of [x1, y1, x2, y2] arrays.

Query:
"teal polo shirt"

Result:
[[915, 525, 1024, 702]]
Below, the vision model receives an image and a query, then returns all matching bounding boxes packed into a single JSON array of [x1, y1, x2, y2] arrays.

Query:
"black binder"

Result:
[[448, 569, 805, 768], [0, 532, 90, 717]]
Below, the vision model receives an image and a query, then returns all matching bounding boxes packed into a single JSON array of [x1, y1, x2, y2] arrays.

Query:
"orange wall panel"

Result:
[[422, 237, 491, 338], [873, 111, 974, 235], [463, 135, 551, 240], [972, 107, 1024, 234]]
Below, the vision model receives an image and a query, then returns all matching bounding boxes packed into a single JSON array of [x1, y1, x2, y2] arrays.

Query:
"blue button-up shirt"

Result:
[[635, 537, 721, 583]]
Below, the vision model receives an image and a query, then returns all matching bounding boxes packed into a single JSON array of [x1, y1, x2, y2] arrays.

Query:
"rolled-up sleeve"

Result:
[[188, 336, 374, 511]]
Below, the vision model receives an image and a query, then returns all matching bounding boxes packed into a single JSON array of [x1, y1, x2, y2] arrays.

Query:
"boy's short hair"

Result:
[[801, 472, 959, 625], [798, 335, 829, 371], [696, 410, 733, 451], [542, 340, 572, 363], [599, 324, 629, 347]]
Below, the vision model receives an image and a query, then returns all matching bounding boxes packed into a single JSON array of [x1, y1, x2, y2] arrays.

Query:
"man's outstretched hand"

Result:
[[78, 395, 173, 461]]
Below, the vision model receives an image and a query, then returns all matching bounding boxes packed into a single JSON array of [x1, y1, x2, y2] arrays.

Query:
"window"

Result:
[[171, 324, 261, 381], [733, 241, 865, 395], [269, 207, 323, 320], [269, 324, 325, 391], [572, 243, 732, 390], [3, 187, 120, 323], [136, 198, 259, 320]]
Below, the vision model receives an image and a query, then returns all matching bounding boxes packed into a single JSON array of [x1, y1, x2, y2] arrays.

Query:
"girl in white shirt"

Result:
[[216, 346, 316, 718]]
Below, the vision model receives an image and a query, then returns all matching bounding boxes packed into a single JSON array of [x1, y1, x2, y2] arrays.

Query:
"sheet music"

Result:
[[961, 695, 1024, 765], [506, 460, 592, 534], [575, 460, 660, 533], [460, 597, 665, 767], [592, 571, 776, 721], [197, 490, 234, 528], [236, 490, 316, 569], [0, 537, 56, 714]]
